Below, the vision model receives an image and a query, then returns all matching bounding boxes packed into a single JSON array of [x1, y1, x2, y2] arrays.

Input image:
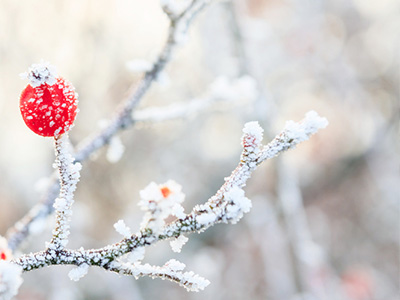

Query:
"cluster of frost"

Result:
[[68, 263, 89, 282], [170, 235, 189, 253], [138, 180, 186, 234], [0, 261, 23, 300], [127, 259, 210, 292], [20, 60, 58, 87], [223, 186, 252, 224], [113, 220, 132, 238], [194, 186, 252, 228], [128, 247, 146, 263], [284, 111, 329, 145]]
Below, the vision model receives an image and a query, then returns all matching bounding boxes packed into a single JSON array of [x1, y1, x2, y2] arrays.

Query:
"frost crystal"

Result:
[[68, 264, 89, 282], [0, 261, 23, 300], [114, 220, 131, 238], [20, 60, 58, 87], [165, 259, 186, 271], [284, 111, 329, 144], [224, 186, 252, 224], [170, 235, 188, 253]]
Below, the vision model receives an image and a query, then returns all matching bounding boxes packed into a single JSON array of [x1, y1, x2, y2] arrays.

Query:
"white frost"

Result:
[[107, 136, 125, 163], [20, 60, 58, 87], [68, 263, 89, 281], [170, 235, 188, 253], [128, 247, 146, 263], [114, 220, 132, 238], [243, 121, 264, 144], [284, 111, 329, 144]]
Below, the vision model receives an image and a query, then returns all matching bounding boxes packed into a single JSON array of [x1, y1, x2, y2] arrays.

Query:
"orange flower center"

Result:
[[161, 187, 171, 198]]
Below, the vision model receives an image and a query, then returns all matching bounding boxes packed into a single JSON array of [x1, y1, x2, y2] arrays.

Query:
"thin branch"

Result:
[[49, 135, 81, 249]]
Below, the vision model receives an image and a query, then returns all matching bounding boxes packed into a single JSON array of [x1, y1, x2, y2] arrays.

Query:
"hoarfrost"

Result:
[[20, 60, 58, 87], [68, 263, 89, 281], [114, 220, 131, 238], [170, 235, 188, 253]]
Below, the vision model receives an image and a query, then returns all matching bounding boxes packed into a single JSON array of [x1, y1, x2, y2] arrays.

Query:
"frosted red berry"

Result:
[[20, 62, 78, 137], [0, 251, 6, 260]]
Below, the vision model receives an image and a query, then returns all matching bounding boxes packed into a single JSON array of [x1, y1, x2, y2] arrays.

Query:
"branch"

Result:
[[11, 111, 328, 291], [49, 134, 81, 249]]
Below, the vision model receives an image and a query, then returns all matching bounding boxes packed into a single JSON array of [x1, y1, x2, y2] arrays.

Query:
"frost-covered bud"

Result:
[[19, 61, 79, 137], [139, 180, 186, 232], [241, 121, 264, 164]]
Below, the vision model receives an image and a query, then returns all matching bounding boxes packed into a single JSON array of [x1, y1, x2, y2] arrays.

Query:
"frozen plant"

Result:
[[1, 1, 329, 299]]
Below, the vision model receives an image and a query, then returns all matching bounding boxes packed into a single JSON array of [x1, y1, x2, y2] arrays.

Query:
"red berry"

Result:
[[0, 251, 6, 260], [20, 77, 78, 137]]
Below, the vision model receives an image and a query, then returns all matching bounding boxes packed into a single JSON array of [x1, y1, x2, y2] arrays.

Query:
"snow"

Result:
[[0, 261, 23, 300], [68, 263, 89, 281], [113, 220, 131, 238], [170, 235, 188, 253], [20, 60, 58, 87]]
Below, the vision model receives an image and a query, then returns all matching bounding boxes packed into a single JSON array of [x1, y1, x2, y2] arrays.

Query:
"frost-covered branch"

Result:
[[49, 134, 81, 249], [11, 111, 327, 293], [6, 0, 213, 252]]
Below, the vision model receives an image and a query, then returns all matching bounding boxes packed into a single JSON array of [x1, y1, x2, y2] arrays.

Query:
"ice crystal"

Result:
[[20, 60, 58, 87], [68, 263, 89, 281], [170, 235, 188, 253], [114, 220, 132, 238]]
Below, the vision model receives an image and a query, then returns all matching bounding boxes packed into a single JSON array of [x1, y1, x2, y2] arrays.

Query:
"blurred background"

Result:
[[0, 0, 398, 299]]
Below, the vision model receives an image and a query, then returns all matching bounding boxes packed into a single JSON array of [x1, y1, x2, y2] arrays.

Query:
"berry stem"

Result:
[[49, 134, 81, 250]]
